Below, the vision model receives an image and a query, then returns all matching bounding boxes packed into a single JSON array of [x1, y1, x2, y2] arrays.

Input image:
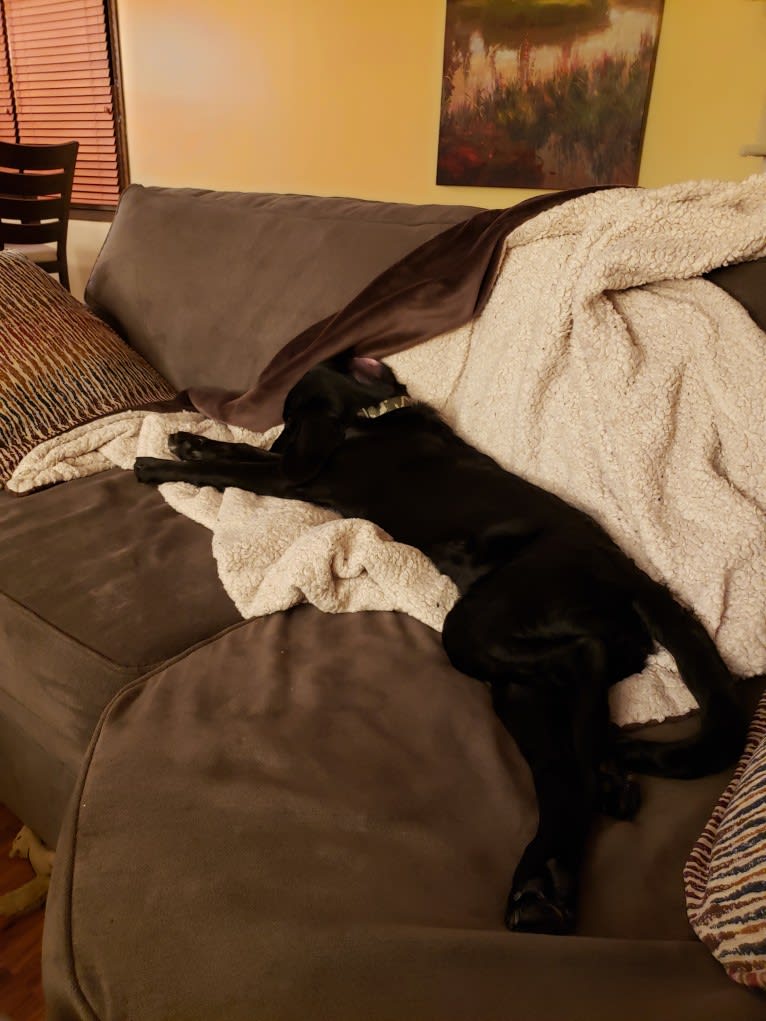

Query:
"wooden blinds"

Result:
[[0, 0, 123, 208]]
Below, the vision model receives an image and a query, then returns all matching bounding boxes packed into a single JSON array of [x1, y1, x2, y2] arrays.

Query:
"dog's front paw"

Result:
[[134, 457, 173, 485], [168, 431, 207, 460]]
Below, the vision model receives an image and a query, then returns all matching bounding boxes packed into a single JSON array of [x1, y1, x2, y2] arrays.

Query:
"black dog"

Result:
[[135, 356, 745, 934]]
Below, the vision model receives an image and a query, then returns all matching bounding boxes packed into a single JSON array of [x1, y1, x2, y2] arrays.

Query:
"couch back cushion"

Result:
[[85, 185, 481, 392]]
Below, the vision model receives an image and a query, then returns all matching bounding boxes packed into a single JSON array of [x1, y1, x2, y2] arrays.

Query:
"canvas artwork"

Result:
[[437, 0, 665, 189]]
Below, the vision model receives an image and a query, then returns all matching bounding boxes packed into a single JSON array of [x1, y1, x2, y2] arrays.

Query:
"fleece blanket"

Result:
[[385, 177, 766, 726], [9, 177, 766, 727]]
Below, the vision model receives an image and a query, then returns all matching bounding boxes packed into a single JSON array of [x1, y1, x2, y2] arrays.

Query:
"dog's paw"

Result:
[[506, 858, 575, 935], [596, 766, 641, 821], [505, 880, 574, 935], [134, 457, 172, 485], [168, 431, 208, 460]]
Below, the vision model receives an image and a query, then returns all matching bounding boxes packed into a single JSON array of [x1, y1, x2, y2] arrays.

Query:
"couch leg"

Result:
[[0, 825, 55, 929]]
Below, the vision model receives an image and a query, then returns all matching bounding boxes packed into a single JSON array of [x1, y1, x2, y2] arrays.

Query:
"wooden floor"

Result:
[[0, 804, 46, 1021]]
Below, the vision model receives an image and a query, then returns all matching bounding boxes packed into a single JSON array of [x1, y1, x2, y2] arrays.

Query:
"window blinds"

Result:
[[0, 0, 122, 208]]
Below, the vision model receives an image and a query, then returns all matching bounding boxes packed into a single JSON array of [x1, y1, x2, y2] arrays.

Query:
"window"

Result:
[[0, 0, 128, 215]]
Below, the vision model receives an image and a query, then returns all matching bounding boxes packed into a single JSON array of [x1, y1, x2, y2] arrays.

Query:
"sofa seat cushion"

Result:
[[42, 616, 766, 1021], [0, 469, 239, 664], [0, 469, 240, 841]]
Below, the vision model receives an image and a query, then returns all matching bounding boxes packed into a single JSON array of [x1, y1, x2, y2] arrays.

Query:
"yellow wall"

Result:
[[70, 0, 766, 297], [69, 220, 112, 301]]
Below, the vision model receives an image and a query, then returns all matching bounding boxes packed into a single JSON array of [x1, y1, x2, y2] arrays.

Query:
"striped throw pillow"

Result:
[[0, 252, 175, 485], [685, 692, 766, 988]]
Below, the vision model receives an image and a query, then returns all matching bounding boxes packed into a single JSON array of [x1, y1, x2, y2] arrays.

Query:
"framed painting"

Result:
[[437, 0, 665, 189]]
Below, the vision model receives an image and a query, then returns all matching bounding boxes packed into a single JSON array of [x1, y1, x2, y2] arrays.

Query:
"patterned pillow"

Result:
[[0, 252, 175, 484], [685, 691, 766, 988]]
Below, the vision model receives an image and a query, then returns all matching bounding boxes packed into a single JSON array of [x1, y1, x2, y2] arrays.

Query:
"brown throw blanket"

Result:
[[186, 187, 606, 431]]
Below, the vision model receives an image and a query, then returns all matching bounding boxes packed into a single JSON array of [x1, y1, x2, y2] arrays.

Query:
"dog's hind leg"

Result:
[[496, 678, 609, 935]]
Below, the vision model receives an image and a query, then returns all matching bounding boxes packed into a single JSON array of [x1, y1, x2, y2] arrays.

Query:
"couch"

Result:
[[1, 181, 765, 1019]]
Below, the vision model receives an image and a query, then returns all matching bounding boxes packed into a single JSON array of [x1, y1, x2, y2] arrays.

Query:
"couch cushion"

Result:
[[577, 679, 766, 941], [0, 252, 174, 483], [0, 469, 240, 842], [42, 617, 766, 1021], [85, 186, 481, 392]]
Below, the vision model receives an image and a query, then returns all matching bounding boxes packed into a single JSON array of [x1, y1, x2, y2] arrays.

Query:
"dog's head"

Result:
[[274, 356, 407, 483]]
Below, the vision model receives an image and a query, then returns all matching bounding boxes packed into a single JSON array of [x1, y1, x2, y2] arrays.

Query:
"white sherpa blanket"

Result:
[[9, 176, 766, 728]]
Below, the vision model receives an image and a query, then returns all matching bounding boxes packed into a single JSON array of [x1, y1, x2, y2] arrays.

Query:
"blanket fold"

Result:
[[10, 177, 766, 730]]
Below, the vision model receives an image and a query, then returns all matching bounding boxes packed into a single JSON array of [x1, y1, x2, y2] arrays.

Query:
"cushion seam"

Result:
[[0, 591, 159, 674]]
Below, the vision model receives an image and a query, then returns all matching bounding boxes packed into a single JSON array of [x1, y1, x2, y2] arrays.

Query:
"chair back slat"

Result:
[[0, 195, 66, 221], [0, 168, 69, 197], [0, 140, 79, 173], [0, 221, 61, 245], [0, 140, 79, 288]]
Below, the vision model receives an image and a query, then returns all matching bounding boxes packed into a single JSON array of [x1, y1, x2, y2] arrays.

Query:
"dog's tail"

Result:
[[617, 574, 747, 779]]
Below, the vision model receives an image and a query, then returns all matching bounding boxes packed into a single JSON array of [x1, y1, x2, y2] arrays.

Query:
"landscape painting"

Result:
[[437, 0, 665, 189]]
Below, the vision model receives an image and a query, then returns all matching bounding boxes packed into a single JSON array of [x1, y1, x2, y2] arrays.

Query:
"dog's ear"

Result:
[[278, 411, 345, 484]]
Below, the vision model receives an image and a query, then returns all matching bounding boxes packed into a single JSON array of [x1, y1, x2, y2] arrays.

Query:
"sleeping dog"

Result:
[[135, 355, 746, 935]]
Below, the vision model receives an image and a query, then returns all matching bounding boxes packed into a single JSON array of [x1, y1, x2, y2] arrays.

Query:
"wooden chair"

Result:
[[0, 140, 79, 290]]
